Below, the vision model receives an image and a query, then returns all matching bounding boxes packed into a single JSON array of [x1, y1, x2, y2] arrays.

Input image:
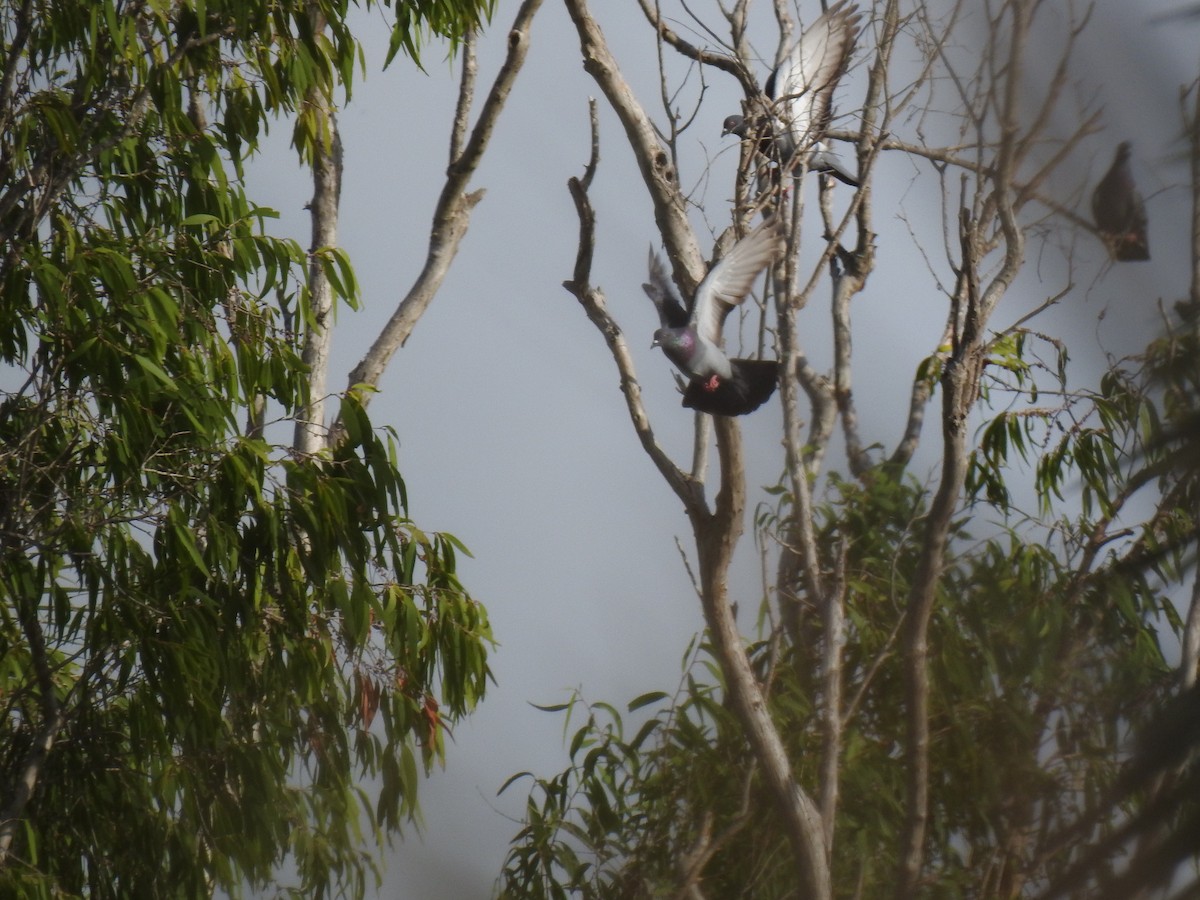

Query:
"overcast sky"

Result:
[[244, 1, 1199, 895]]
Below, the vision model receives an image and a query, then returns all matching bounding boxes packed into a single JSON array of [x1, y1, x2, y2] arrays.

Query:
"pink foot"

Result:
[[704, 375, 720, 392]]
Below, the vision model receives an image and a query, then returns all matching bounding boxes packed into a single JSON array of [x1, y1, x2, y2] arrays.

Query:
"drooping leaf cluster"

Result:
[[0, 0, 494, 896], [386, 0, 497, 67]]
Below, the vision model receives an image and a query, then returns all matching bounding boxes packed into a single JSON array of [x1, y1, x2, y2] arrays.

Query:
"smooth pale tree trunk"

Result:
[[296, 97, 342, 455]]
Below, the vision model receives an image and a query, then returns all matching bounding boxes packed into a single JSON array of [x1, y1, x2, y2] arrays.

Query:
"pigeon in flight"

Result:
[[645, 222, 784, 416], [722, 0, 862, 186], [1092, 142, 1149, 261]]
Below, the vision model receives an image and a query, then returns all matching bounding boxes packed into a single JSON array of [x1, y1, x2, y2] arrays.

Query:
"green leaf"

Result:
[[627, 691, 668, 712], [180, 213, 221, 226]]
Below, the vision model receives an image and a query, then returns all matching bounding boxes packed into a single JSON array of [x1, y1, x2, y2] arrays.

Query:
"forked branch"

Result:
[[560, 111, 700, 510]]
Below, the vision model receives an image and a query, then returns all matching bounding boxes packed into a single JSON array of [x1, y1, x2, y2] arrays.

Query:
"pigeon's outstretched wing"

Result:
[[689, 220, 785, 346], [767, 1, 862, 156], [1092, 142, 1150, 262], [641, 248, 690, 328]]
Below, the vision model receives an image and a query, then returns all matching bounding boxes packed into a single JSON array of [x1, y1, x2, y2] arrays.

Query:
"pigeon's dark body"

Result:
[[644, 223, 784, 417], [1092, 142, 1150, 262], [682, 359, 779, 416], [721, 1, 862, 187]]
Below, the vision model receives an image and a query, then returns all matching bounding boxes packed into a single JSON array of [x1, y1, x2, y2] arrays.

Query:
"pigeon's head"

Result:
[[652, 326, 694, 357], [722, 115, 748, 138], [1115, 141, 1132, 162]]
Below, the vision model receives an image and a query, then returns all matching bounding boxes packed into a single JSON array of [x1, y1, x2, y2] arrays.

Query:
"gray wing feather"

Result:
[[642, 248, 690, 328], [690, 221, 784, 344], [772, 1, 860, 150]]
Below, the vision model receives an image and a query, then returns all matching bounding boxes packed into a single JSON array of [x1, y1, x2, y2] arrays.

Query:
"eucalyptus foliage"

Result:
[[0, 0, 493, 896]]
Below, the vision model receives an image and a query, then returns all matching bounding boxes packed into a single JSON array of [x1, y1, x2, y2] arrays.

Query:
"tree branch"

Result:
[[449, 31, 478, 164], [296, 4, 343, 453], [896, 200, 991, 898], [341, 0, 544, 410], [636, 0, 757, 95], [561, 0, 704, 291], [693, 416, 832, 900], [819, 537, 847, 849], [561, 110, 700, 511]]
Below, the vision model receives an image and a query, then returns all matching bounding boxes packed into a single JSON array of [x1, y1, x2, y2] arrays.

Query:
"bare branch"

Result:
[[889, 324, 951, 470], [561, 114, 699, 510], [562, 0, 704, 290], [777, 256, 831, 647], [341, 0, 544, 410], [637, 0, 755, 95], [696, 416, 833, 900], [831, 264, 870, 476], [794, 353, 836, 472], [449, 31, 478, 163], [1182, 574, 1200, 693], [897, 198, 992, 898]]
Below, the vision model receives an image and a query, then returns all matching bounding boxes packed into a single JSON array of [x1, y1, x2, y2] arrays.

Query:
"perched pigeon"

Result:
[[722, 0, 862, 186], [1092, 142, 1150, 262], [644, 222, 784, 417]]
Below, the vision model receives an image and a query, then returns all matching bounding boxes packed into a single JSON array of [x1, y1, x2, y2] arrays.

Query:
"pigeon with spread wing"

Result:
[[646, 222, 784, 416], [722, 1, 862, 186]]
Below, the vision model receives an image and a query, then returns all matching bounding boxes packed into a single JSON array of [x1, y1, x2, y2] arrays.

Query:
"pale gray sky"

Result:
[[246, 1, 1198, 895]]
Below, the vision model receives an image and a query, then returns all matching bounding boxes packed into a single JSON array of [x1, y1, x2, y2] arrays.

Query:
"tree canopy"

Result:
[[0, 0, 498, 896], [4, 0, 1199, 897]]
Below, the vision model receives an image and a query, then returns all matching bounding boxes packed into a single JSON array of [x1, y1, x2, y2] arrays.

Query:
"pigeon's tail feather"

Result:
[[682, 359, 779, 416], [808, 146, 859, 187]]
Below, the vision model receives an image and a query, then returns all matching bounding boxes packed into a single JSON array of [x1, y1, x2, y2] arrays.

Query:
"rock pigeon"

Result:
[[1092, 142, 1150, 262], [644, 222, 784, 417], [722, 0, 862, 186]]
